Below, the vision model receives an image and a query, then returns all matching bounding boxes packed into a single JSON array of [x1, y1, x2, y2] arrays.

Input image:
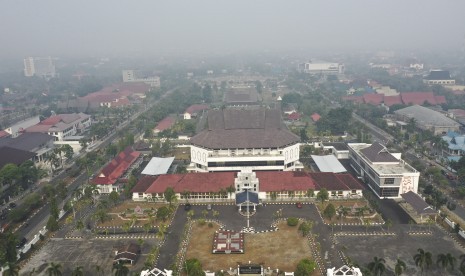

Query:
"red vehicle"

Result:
[[296, 202, 303, 209]]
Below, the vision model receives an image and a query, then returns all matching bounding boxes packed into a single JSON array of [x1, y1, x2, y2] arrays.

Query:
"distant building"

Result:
[[299, 62, 344, 75], [183, 104, 209, 120], [153, 117, 176, 135], [394, 105, 460, 135], [23, 57, 56, 78], [0, 132, 55, 166], [348, 142, 420, 198], [122, 70, 160, 87], [4, 116, 40, 138], [423, 70, 455, 85], [188, 107, 303, 172], [25, 113, 91, 141]]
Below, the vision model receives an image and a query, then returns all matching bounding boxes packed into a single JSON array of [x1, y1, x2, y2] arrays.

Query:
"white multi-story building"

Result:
[[122, 70, 160, 87], [23, 57, 56, 78], [188, 107, 303, 172], [299, 62, 344, 75], [25, 113, 91, 141], [348, 142, 420, 198], [4, 116, 40, 138]]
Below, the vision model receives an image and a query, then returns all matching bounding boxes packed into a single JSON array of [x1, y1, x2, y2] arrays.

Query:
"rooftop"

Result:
[[0, 146, 36, 169], [424, 70, 452, 80], [394, 105, 460, 128], [311, 155, 347, 173], [141, 157, 175, 176], [348, 143, 418, 175], [0, 132, 54, 152], [154, 117, 175, 132], [92, 147, 141, 185], [190, 107, 300, 149]]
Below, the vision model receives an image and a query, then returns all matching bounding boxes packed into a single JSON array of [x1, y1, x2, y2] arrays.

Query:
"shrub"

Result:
[[287, 217, 299, 226], [198, 219, 206, 226], [208, 222, 213, 228]]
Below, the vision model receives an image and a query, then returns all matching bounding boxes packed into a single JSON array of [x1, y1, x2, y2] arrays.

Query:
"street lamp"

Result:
[[244, 186, 252, 229]]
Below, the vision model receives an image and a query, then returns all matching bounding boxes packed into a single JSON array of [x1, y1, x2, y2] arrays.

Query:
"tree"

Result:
[[109, 191, 120, 206], [338, 205, 350, 230], [164, 187, 176, 207], [46, 216, 59, 232], [46, 262, 63, 276], [156, 223, 168, 241], [367, 257, 386, 276], [143, 223, 152, 234], [184, 258, 205, 276], [61, 144, 74, 161], [3, 262, 20, 276], [394, 259, 406, 276], [316, 188, 329, 204], [298, 221, 313, 237], [94, 265, 104, 276], [76, 219, 85, 231], [386, 219, 393, 232], [0, 232, 18, 264], [437, 253, 456, 274], [112, 262, 129, 276], [414, 248, 433, 276], [71, 266, 84, 276], [295, 258, 316, 276], [323, 203, 336, 220], [156, 206, 170, 222]]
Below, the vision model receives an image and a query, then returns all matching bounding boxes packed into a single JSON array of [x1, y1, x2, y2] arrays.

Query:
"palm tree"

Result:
[[46, 262, 63, 276], [367, 256, 386, 276], [76, 219, 85, 232], [143, 223, 152, 234], [386, 219, 393, 232], [94, 265, 105, 276], [414, 248, 433, 276], [71, 266, 84, 276], [112, 262, 129, 276], [157, 223, 168, 241], [437, 253, 456, 274], [187, 209, 195, 220], [338, 205, 350, 230], [394, 259, 406, 276]]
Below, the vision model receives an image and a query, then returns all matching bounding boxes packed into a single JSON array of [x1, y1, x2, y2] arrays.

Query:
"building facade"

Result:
[[188, 107, 303, 172], [348, 142, 419, 198], [298, 62, 344, 75], [23, 57, 56, 78], [25, 113, 91, 141]]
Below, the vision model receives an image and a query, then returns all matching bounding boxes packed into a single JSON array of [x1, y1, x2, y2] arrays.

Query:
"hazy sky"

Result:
[[1, 0, 465, 58]]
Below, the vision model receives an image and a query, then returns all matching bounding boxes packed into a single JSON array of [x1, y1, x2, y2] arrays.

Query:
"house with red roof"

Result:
[[183, 104, 209, 119], [287, 112, 301, 121], [383, 95, 403, 107], [310, 113, 321, 122], [131, 170, 363, 202], [91, 147, 141, 193], [81, 83, 149, 108], [153, 117, 176, 135]]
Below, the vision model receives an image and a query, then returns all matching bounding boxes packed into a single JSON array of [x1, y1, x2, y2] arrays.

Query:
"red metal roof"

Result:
[[400, 92, 437, 105], [136, 171, 364, 194], [383, 95, 402, 106], [257, 171, 316, 192], [0, 130, 10, 138], [363, 93, 384, 105], [343, 96, 364, 103], [434, 95, 446, 104], [82, 83, 149, 104], [310, 113, 321, 122], [311, 172, 353, 191], [144, 172, 236, 194], [185, 104, 209, 114], [154, 117, 175, 132], [92, 147, 140, 185]]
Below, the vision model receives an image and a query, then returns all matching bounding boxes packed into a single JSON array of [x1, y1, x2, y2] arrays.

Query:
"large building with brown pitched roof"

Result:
[[348, 142, 419, 198], [131, 170, 363, 202], [188, 107, 303, 172]]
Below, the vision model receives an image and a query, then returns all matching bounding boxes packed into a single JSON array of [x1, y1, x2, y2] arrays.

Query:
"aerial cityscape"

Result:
[[2, 1, 465, 276]]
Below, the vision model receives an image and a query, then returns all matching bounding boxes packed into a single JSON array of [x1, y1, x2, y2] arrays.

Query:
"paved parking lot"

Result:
[[20, 238, 156, 275], [335, 225, 465, 276]]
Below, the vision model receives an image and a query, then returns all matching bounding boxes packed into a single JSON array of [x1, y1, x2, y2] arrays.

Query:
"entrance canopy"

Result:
[[311, 155, 347, 173], [236, 190, 259, 205], [401, 191, 436, 215]]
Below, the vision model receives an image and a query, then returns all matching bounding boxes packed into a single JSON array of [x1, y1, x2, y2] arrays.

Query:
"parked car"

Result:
[[16, 238, 27, 248], [296, 202, 303, 209], [207, 204, 212, 210], [184, 203, 191, 211], [8, 202, 16, 208]]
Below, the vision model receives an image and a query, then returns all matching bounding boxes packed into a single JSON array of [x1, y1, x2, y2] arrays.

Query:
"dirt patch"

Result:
[[186, 222, 318, 274]]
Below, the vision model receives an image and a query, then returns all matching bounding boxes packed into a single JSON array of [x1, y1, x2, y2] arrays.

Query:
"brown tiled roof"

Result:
[[131, 176, 157, 193], [335, 174, 364, 190], [359, 142, 398, 163], [0, 146, 36, 169], [311, 173, 351, 191], [190, 108, 300, 149], [257, 171, 316, 192]]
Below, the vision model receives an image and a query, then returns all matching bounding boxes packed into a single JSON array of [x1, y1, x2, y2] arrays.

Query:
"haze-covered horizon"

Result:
[[1, 0, 465, 59]]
